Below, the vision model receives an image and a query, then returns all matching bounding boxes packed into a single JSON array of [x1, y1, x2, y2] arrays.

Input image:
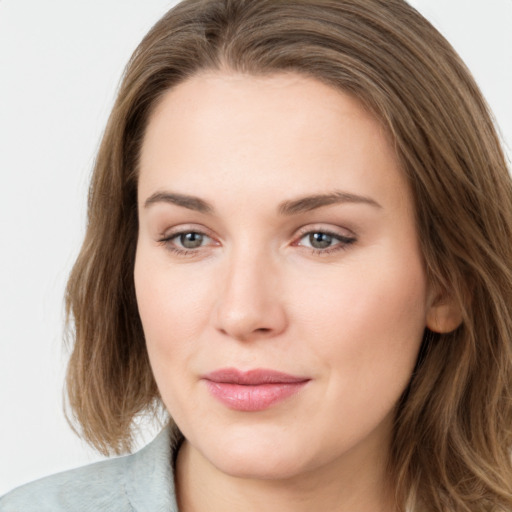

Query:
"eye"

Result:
[[304, 232, 336, 249], [296, 229, 356, 254], [158, 229, 215, 255], [174, 231, 208, 249]]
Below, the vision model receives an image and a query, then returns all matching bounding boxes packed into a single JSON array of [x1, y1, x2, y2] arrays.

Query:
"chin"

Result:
[[209, 446, 312, 481], [189, 422, 323, 481]]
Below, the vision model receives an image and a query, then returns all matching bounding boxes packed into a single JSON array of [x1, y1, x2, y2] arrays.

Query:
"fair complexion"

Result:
[[134, 72, 458, 512]]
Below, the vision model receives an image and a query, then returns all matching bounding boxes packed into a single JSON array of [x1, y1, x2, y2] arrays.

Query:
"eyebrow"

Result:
[[143, 190, 382, 214], [278, 191, 382, 215], [144, 192, 213, 213]]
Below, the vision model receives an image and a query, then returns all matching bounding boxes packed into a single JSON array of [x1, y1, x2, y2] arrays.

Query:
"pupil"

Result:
[[180, 232, 203, 249], [309, 232, 332, 249]]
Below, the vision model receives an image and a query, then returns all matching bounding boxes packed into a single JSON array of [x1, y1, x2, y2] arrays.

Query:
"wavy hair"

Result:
[[65, 1, 512, 510]]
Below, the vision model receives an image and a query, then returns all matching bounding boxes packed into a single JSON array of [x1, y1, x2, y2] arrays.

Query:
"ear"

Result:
[[426, 288, 463, 334]]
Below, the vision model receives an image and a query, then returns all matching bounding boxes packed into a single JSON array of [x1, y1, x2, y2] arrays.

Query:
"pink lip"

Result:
[[202, 368, 310, 412]]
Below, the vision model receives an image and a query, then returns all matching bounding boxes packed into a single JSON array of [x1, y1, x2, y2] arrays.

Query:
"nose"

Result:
[[213, 247, 288, 342]]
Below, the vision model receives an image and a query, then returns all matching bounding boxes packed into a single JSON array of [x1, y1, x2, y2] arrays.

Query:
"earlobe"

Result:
[[426, 295, 463, 333]]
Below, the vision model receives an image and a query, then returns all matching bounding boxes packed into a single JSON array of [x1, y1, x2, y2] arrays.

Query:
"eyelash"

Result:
[[294, 228, 356, 256], [158, 228, 356, 257], [157, 230, 215, 257]]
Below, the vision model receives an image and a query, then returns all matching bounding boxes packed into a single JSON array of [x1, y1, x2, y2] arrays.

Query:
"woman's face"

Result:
[[135, 72, 436, 481]]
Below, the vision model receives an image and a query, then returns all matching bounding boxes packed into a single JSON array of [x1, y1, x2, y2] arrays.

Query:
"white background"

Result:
[[0, 0, 511, 495]]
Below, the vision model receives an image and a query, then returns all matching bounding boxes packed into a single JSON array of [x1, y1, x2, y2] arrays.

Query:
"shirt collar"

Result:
[[124, 424, 183, 511]]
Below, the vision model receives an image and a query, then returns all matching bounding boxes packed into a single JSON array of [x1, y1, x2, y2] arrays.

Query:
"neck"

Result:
[[175, 438, 397, 512]]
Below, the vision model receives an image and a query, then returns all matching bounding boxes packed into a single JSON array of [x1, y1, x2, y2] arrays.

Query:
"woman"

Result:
[[2, 0, 511, 511]]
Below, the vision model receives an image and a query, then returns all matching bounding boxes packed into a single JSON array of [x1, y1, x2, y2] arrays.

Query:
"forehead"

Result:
[[138, 71, 410, 214]]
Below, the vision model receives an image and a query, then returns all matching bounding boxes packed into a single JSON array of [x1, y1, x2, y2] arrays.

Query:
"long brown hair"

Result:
[[65, 1, 512, 510]]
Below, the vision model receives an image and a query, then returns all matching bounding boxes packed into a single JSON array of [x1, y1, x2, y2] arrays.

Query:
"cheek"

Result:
[[285, 258, 428, 447], [134, 249, 212, 372], [291, 254, 428, 379], [134, 255, 205, 420], [136, 242, 213, 322]]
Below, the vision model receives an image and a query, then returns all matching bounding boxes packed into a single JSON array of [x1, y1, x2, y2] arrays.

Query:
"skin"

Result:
[[134, 72, 456, 512]]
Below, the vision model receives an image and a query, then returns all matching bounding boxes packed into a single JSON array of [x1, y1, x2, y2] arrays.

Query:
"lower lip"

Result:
[[204, 381, 308, 412]]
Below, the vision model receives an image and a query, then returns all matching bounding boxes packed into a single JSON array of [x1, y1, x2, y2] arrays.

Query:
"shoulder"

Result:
[[0, 455, 129, 512], [0, 426, 181, 512]]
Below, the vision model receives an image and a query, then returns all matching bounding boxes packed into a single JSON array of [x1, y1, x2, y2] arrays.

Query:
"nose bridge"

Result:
[[214, 239, 286, 341]]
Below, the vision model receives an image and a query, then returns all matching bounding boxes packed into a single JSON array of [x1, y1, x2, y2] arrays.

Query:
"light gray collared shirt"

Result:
[[0, 427, 180, 512]]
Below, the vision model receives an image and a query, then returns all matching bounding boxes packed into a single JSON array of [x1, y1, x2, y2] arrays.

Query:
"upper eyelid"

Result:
[[159, 224, 215, 239], [168, 231, 212, 242], [294, 224, 356, 239]]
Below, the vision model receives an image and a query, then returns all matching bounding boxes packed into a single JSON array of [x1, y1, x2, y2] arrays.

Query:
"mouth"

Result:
[[201, 368, 310, 412]]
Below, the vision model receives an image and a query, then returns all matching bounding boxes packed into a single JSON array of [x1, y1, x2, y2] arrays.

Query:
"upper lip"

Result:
[[203, 368, 310, 385]]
